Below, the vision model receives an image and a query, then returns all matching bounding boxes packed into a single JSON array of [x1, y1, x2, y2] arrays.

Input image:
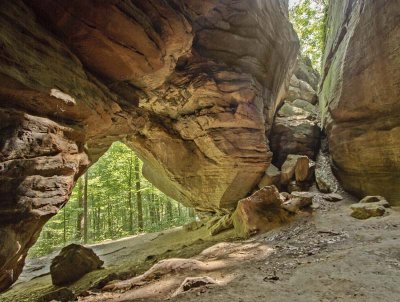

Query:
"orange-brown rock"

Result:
[[232, 186, 289, 238], [320, 0, 400, 205], [0, 0, 298, 290]]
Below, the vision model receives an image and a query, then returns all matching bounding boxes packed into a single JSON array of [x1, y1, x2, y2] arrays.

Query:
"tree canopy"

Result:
[[290, 0, 328, 71], [30, 142, 195, 257]]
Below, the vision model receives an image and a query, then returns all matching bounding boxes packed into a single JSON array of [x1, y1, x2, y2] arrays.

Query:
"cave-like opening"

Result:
[[29, 142, 195, 258]]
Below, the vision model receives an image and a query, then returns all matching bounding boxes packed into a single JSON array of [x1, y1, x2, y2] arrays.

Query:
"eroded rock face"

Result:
[[0, 0, 298, 290], [269, 54, 321, 168], [320, 0, 400, 205], [295, 55, 320, 91], [270, 100, 320, 167]]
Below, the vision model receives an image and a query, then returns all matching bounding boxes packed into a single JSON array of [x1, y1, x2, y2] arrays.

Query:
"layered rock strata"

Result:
[[319, 0, 400, 205], [0, 0, 298, 290]]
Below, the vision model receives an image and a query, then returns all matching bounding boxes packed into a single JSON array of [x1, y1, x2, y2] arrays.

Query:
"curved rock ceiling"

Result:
[[0, 0, 298, 290]]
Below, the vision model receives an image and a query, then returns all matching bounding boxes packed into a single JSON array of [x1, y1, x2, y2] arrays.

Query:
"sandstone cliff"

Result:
[[0, 0, 298, 290], [319, 0, 400, 205]]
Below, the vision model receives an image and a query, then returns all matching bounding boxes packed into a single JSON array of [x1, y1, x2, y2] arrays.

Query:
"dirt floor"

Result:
[[1, 191, 399, 302]]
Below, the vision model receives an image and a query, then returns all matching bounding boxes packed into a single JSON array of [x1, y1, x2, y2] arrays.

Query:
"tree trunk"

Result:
[[166, 198, 173, 221], [177, 202, 181, 217], [150, 185, 156, 224], [76, 178, 83, 240], [188, 207, 195, 218], [63, 208, 66, 245], [135, 156, 143, 231], [83, 171, 88, 243], [107, 199, 112, 238], [128, 151, 134, 233]]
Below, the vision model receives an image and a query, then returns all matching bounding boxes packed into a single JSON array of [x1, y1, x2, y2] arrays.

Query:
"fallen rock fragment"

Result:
[[39, 287, 75, 302], [359, 196, 390, 208], [350, 203, 386, 220], [258, 164, 281, 188], [50, 244, 103, 286], [281, 155, 309, 185], [281, 198, 303, 213], [290, 192, 315, 206], [295, 156, 310, 182], [285, 74, 318, 104], [171, 276, 218, 297], [316, 175, 331, 193], [322, 193, 343, 202], [281, 192, 314, 213], [350, 195, 391, 219], [232, 186, 290, 238]]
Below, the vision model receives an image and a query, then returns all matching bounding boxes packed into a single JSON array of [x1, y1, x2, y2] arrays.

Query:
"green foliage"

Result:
[[290, 0, 328, 71], [29, 142, 194, 258]]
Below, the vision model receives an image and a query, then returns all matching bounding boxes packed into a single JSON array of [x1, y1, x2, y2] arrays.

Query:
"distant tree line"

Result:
[[290, 0, 328, 71], [30, 142, 195, 257]]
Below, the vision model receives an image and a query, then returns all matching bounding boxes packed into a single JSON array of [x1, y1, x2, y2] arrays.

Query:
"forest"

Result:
[[30, 142, 195, 257]]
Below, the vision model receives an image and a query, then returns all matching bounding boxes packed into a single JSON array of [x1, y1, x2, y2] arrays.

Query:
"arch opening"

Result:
[[29, 142, 195, 258]]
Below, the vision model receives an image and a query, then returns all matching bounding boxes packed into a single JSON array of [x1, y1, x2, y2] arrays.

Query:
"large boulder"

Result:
[[0, 0, 299, 290], [280, 155, 311, 186], [285, 75, 318, 104], [350, 204, 387, 220], [50, 244, 103, 286], [258, 164, 281, 189], [294, 55, 320, 91], [232, 186, 289, 238], [319, 0, 400, 205]]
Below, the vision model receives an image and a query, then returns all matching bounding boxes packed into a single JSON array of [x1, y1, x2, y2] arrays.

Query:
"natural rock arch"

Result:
[[0, 0, 298, 290]]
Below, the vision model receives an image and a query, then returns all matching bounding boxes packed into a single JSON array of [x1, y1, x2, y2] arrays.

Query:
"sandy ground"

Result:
[[1, 192, 399, 302]]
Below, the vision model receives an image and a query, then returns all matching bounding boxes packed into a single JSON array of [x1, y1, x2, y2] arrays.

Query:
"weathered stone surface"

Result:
[[208, 214, 233, 236], [281, 195, 312, 213], [280, 155, 310, 186], [270, 101, 320, 167], [0, 0, 298, 290], [316, 175, 331, 193], [320, 0, 400, 205], [294, 55, 320, 91], [295, 156, 310, 182], [258, 164, 281, 189], [322, 193, 343, 202], [232, 186, 289, 238], [50, 244, 103, 286], [290, 192, 315, 206], [359, 196, 390, 208], [285, 75, 318, 104], [172, 276, 218, 298], [315, 149, 340, 194], [350, 204, 386, 220]]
